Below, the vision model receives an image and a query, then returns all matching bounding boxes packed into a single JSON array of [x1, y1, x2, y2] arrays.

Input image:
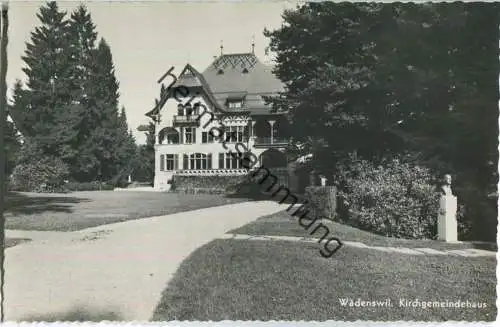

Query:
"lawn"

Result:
[[5, 191, 249, 231], [151, 239, 496, 321], [229, 210, 497, 251]]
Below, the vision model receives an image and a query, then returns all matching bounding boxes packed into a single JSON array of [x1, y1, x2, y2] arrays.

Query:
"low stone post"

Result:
[[320, 176, 327, 187], [437, 174, 458, 242]]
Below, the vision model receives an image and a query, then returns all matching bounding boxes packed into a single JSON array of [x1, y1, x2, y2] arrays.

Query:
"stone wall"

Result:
[[172, 175, 247, 194]]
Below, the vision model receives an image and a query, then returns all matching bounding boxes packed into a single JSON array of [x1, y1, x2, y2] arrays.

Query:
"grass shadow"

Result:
[[20, 306, 124, 322], [5, 237, 32, 248], [472, 242, 498, 252], [5, 192, 90, 216]]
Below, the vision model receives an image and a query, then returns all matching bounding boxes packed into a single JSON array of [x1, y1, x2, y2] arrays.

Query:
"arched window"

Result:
[[177, 104, 184, 116]]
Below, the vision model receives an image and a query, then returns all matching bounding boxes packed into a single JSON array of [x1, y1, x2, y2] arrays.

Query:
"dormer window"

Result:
[[185, 103, 193, 116], [193, 103, 202, 115], [177, 104, 184, 116], [227, 100, 243, 109]]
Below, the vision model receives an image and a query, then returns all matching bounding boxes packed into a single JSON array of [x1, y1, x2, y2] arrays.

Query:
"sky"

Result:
[[7, 0, 301, 144]]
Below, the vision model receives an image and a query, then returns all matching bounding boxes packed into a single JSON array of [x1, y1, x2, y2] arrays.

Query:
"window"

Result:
[[165, 154, 178, 171], [160, 154, 165, 171], [167, 133, 179, 144], [207, 154, 212, 169], [186, 153, 212, 170], [224, 126, 246, 143], [193, 103, 201, 115], [177, 104, 184, 116], [219, 153, 224, 169], [202, 131, 215, 143], [184, 127, 196, 144], [183, 154, 189, 169], [228, 100, 243, 109], [185, 104, 193, 116], [219, 152, 244, 169]]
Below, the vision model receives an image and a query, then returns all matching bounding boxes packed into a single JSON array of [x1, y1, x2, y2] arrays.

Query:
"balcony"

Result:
[[253, 136, 288, 147], [173, 115, 200, 126]]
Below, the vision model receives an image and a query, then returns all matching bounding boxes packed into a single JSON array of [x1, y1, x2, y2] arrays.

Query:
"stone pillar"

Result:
[[268, 120, 275, 144], [251, 120, 256, 138], [320, 176, 327, 186], [309, 170, 316, 186], [437, 174, 458, 242]]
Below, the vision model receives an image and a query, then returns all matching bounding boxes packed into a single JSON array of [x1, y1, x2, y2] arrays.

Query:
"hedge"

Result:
[[9, 156, 70, 193], [172, 175, 248, 194], [335, 158, 440, 239]]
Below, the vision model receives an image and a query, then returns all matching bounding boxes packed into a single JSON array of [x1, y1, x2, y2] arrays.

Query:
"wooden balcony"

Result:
[[253, 136, 288, 148], [173, 115, 200, 126]]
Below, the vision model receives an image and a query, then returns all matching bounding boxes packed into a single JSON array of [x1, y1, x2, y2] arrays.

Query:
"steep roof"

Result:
[[145, 53, 284, 118], [202, 53, 284, 115], [146, 63, 221, 117]]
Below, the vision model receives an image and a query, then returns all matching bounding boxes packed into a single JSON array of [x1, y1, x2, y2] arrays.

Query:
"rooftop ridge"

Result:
[[209, 52, 259, 71]]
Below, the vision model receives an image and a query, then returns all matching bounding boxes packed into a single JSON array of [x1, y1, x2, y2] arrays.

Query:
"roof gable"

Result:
[[202, 53, 284, 114], [146, 53, 285, 118]]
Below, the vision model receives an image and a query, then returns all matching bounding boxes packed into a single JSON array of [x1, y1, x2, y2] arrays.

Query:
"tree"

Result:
[[4, 117, 20, 177], [134, 122, 155, 183], [265, 2, 499, 240], [111, 106, 137, 185], [0, 3, 9, 321], [65, 6, 102, 181], [82, 38, 123, 182], [13, 1, 80, 162]]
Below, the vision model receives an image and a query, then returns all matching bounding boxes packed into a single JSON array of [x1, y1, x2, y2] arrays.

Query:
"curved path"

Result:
[[4, 200, 286, 322]]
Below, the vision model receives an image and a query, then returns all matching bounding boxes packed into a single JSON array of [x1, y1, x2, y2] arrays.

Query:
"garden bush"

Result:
[[335, 157, 440, 239], [173, 175, 247, 194], [9, 156, 70, 193], [65, 181, 115, 192], [304, 186, 337, 220]]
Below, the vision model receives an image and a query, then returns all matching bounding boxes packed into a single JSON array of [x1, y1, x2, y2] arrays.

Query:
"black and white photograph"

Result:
[[0, 0, 498, 323]]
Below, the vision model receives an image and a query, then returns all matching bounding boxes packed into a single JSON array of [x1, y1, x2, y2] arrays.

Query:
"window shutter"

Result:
[[208, 154, 212, 169], [160, 154, 165, 171], [174, 154, 179, 170], [183, 154, 188, 170], [192, 128, 196, 143]]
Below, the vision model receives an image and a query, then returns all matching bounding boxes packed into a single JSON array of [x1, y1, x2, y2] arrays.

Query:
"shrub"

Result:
[[173, 175, 247, 194], [65, 181, 114, 192], [304, 186, 337, 220], [9, 156, 70, 193], [336, 157, 440, 239]]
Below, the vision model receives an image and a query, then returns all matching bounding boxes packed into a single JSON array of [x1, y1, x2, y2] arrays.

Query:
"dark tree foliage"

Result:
[[265, 2, 499, 240], [9, 2, 138, 185], [16, 1, 79, 160], [4, 118, 19, 176], [134, 122, 156, 183]]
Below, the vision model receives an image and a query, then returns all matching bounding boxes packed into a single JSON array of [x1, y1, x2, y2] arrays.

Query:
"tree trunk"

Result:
[[0, 1, 9, 322]]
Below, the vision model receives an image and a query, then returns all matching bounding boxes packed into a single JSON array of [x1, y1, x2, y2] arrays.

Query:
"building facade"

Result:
[[146, 52, 295, 192]]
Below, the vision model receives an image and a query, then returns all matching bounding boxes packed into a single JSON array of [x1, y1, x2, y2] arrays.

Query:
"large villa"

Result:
[[145, 51, 299, 192]]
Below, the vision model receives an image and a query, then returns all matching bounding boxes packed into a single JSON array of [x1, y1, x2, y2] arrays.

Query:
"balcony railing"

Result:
[[173, 115, 200, 125], [254, 136, 288, 146]]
